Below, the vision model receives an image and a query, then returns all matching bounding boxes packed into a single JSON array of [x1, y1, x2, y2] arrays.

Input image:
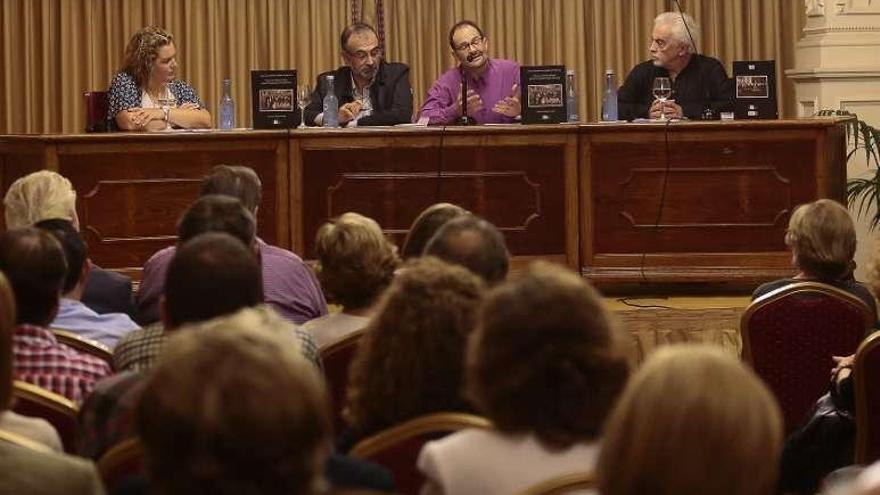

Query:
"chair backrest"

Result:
[[349, 412, 492, 495], [51, 329, 114, 370], [83, 91, 110, 133], [11, 380, 79, 453], [98, 437, 145, 493], [855, 332, 880, 464], [320, 329, 365, 434], [0, 427, 54, 453], [516, 472, 597, 495], [742, 281, 873, 433]]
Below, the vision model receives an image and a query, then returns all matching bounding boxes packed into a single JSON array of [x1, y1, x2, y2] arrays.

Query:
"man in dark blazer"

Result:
[[304, 23, 412, 127]]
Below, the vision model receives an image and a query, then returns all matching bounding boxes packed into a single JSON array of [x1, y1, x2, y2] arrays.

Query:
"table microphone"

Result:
[[459, 67, 472, 126]]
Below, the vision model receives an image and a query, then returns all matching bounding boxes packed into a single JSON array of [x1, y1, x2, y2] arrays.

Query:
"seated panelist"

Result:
[[108, 26, 212, 131], [418, 20, 520, 125], [618, 12, 733, 121], [304, 22, 413, 127]]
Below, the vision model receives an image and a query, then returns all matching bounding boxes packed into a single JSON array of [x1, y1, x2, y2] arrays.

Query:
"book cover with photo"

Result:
[[520, 65, 566, 124], [733, 60, 778, 120], [251, 70, 298, 128]]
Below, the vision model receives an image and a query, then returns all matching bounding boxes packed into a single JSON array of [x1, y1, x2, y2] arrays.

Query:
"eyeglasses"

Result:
[[454, 36, 484, 52], [347, 47, 382, 61]]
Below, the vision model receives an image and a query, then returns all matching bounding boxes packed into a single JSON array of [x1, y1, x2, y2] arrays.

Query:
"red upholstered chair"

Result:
[[742, 281, 873, 434], [855, 332, 880, 464], [97, 437, 145, 493], [11, 380, 79, 453], [320, 329, 365, 434], [349, 412, 491, 495], [83, 91, 109, 132]]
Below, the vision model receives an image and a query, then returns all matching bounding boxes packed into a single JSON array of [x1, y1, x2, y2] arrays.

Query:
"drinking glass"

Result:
[[156, 95, 177, 130], [652, 77, 672, 120], [297, 84, 312, 129]]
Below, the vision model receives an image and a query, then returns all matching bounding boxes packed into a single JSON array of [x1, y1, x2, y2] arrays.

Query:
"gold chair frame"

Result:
[[51, 328, 114, 369], [516, 472, 597, 495], [349, 412, 491, 459]]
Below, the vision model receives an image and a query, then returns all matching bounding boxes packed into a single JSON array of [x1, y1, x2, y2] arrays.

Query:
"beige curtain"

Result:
[[0, 0, 804, 134]]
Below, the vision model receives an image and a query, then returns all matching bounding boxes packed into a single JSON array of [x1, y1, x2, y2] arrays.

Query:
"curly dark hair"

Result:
[[121, 26, 174, 89], [344, 257, 485, 437], [314, 212, 399, 310], [467, 261, 629, 449]]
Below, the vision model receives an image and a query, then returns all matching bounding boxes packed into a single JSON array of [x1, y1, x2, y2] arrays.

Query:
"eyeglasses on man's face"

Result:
[[454, 36, 484, 53], [347, 47, 382, 61]]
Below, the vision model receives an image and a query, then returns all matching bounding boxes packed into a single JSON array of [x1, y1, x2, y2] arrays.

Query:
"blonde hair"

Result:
[[137, 310, 329, 495], [121, 26, 174, 88], [654, 11, 700, 54], [3, 171, 78, 229], [597, 345, 782, 495], [785, 199, 856, 279], [315, 212, 399, 309]]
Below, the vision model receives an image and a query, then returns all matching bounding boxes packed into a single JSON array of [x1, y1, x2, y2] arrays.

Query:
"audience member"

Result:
[[0, 271, 63, 451], [0, 228, 111, 403], [597, 345, 783, 495], [401, 202, 470, 259], [3, 170, 135, 317], [137, 164, 327, 325], [753, 199, 876, 318], [136, 319, 330, 495], [418, 261, 629, 494], [81, 232, 319, 459], [36, 219, 139, 348], [304, 212, 399, 348], [342, 257, 484, 449], [424, 215, 509, 285]]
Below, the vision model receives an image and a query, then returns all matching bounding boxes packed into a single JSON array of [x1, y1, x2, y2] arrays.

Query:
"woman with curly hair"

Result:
[[417, 261, 629, 494], [108, 26, 211, 131], [304, 212, 399, 348], [341, 257, 484, 449]]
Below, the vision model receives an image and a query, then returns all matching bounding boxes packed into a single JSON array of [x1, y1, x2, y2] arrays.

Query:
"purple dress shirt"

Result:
[[136, 239, 328, 325], [418, 58, 520, 125]]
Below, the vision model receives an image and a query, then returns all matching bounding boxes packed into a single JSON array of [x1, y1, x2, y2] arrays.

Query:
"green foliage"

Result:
[[817, 110, 880, 229]]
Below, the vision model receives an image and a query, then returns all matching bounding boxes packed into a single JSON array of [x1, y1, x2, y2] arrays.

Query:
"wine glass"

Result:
[[156, 95, 177, 130], [652, 77, 672, 120], [297, 84, 312, 129]]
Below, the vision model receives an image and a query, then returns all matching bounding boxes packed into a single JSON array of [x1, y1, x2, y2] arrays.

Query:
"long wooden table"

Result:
[[0, 119, 846, 288]]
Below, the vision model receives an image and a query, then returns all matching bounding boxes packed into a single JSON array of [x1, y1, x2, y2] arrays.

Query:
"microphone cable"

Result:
[[639, 117, 674, 283]]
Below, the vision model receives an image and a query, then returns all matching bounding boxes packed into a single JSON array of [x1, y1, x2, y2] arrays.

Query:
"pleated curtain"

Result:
[[0, 0, 804, 134]]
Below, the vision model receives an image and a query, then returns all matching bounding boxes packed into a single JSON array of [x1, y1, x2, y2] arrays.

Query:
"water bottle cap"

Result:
[[566, 69, 575, 76], [605, 69, 614, 75]]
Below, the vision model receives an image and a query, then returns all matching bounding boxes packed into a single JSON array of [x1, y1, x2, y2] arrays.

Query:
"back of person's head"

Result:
[[0, 272, 15, 410], [345, 256, 485, 435], [424, 215, 509, 285], [137, 321, 330, 495], [3, 171, 78, 230], [199, 165, 262, 214], [785, 199, 856, 280], [468, 261, 628, 448], [597, 345, 783, 495], [164, 232, 263, 329], [177, 194, 256, 246], [34, 218, 86, 294], [401, 203, 470, 259], [315, 212, 398, 310], [0, 228, 67, 327]]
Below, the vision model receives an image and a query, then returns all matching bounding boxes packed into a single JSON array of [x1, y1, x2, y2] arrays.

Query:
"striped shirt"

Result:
[[12, 324, 112, 404]]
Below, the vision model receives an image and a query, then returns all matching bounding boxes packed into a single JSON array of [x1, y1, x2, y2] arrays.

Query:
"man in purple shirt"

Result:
[[418, 20, 521, 125], [137, 165, 327, 325]]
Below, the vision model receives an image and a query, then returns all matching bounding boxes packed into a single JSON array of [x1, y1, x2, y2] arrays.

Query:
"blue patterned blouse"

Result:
[[106, 72, 204, 121]]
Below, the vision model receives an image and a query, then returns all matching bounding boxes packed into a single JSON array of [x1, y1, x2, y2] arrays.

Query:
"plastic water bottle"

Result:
[[602, 69, 618, 121], [219, 79, 235, 129], [322, 75, 339, 128], [566, 69, 579, 123]]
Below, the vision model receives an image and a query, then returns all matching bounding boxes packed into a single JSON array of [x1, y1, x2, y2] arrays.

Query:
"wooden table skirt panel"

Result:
[[0, 119, 847, 286], [292, 127, 578, 270]]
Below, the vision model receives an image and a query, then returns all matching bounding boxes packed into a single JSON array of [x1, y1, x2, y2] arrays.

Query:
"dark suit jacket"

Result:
[[83, 266, 136, 319], [304, 62, 412, 126]]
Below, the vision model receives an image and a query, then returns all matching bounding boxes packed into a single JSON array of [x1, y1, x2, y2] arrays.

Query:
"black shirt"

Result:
[[618, 54, 734, 121]]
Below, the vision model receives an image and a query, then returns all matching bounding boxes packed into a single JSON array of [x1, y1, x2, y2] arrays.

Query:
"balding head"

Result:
[[424, 216, 509, 285]]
